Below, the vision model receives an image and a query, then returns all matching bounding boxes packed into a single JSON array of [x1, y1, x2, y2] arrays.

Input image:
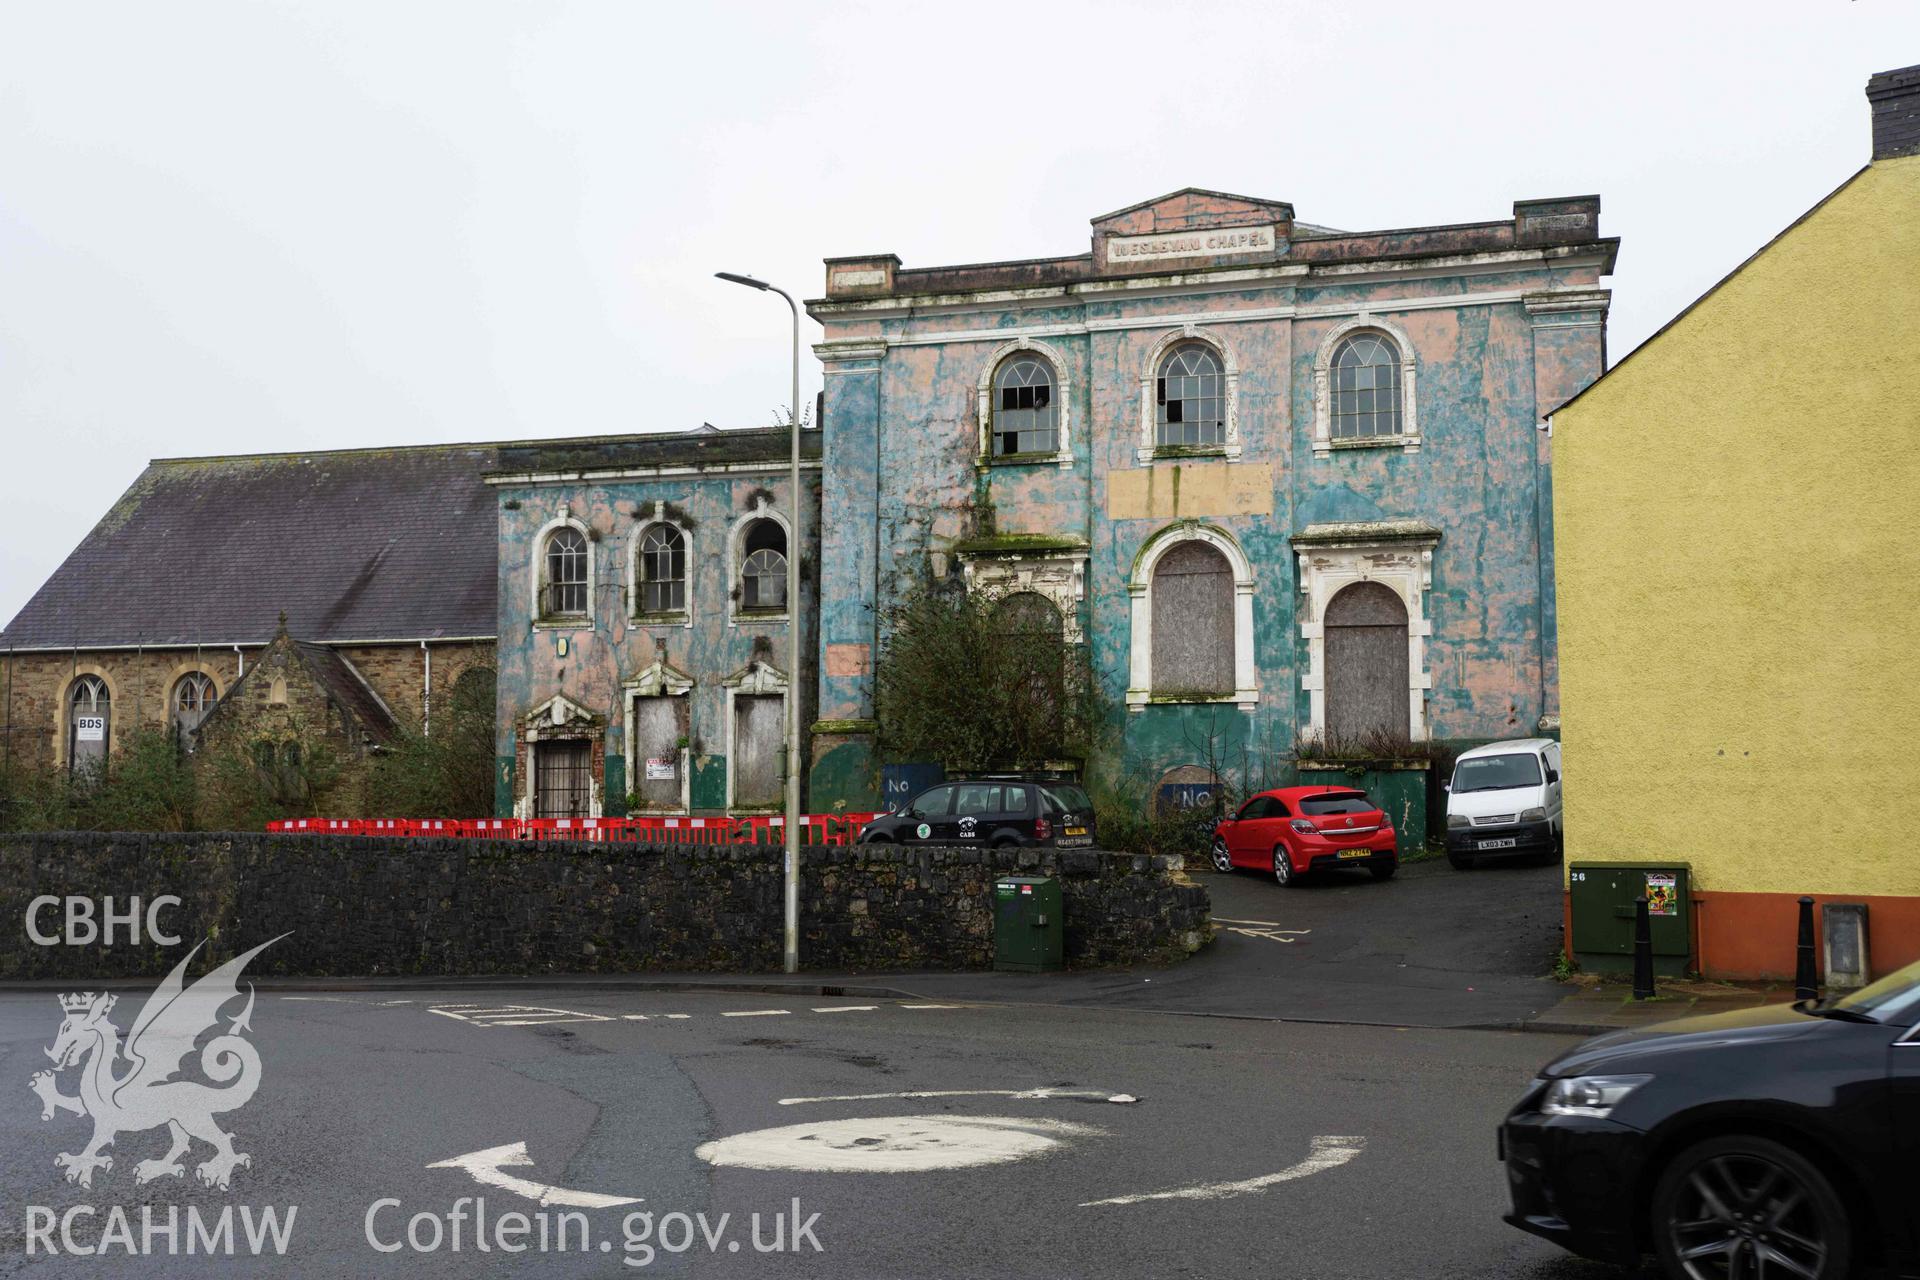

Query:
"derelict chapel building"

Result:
[[2, 186, 1615, 820]]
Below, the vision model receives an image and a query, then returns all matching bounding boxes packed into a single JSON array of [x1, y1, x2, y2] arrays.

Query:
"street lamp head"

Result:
[[715, 271, 771, 291]]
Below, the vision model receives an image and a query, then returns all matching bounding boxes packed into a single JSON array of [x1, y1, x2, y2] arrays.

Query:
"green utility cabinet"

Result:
[[1569, 861, 1693, 976], [994, 877, 1064, 972]]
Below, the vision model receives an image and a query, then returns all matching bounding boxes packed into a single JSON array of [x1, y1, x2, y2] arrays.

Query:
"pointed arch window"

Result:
[[739, 519, 788, 613], [172, 672, 217, 736], [68, 676, 110, 775]]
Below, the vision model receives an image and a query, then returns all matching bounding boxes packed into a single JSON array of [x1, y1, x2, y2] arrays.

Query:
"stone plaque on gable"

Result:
[[1106, 224, 1278, 265]]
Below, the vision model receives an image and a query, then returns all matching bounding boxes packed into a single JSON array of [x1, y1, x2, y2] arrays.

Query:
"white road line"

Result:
[[811, 1005, 878, 1013], [1080, 1135, 1366, 1206], [899, 1003, 965, 1009], [428, 1142, 642, 1209], [779, 1088, 1125, 1106], [662, 1014, 692, 1020], [721, 1009, 790, 1017], [1212, 917, 1298, 928], [279, 996, 362, 1004], [621, 1014, 649, 1021]]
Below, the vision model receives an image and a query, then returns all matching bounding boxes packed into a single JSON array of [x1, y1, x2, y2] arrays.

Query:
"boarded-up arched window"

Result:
[[1151, 542, 1233, 695], [1324, 581, 1409, 745], [994, 592, 1066, 733]]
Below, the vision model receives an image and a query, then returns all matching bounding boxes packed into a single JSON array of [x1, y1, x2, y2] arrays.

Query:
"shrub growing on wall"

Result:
[[874, 582, 1101, 772], [367, 667, 496, 817]]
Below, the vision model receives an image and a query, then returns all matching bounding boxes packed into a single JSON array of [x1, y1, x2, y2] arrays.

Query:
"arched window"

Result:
[[1324, 581, 1410, 745], [542, 526, 589, 616], [1330, 333, 1403, 440], [172, 672, 216, 736], [1150, 542, 1234, 694], [67, 675, 110, 775], [636, 523, 687, 616], [993, 591, 1067, 736], [990, 356, 1058, 456], [738, 518, 787, 613], [1155, 343, 1226, 448]]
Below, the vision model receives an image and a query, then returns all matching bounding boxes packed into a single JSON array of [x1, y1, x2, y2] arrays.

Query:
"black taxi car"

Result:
[[858, 778, 1096, 849]]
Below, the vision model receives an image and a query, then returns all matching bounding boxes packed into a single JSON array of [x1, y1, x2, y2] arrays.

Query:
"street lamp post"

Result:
[[715, 271, 803, 975]]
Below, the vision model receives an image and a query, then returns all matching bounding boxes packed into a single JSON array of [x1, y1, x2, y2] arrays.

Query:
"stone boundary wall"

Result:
[[0, 834, 1211, 979]]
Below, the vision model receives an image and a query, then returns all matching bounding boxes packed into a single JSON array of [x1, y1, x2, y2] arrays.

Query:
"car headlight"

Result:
[[1519, 807, 1546, 823], [1541, 1074, 1651, 1118], [1447, 813, 1470, 829]]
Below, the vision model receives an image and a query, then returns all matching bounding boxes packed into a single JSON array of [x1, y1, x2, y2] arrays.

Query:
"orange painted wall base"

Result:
[[1562, 889, 1920, 982]]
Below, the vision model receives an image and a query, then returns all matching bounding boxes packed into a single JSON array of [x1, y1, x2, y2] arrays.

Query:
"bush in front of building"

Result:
[[873, 581, 1104, 773], [365, 667, 495, 818]]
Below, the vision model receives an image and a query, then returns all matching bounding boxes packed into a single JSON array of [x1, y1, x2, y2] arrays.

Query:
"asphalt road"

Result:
[[843, 854, 1571, 1029], [0, 984, 1655, 1280]]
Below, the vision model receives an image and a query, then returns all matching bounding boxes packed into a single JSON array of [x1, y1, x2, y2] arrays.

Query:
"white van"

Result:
[[1443, 738, 1562, 869]]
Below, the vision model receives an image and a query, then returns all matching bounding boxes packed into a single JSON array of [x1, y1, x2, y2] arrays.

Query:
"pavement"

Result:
[[0, 984, 1652, 1279]]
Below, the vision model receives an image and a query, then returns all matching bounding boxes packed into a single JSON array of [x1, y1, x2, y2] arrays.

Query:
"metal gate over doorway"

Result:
[[534, 740, 593, 819]]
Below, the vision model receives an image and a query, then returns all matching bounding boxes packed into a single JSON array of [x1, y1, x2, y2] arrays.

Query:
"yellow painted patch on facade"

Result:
[[1552, 154, 1920, 900], [1106, 461, 1273, 520]]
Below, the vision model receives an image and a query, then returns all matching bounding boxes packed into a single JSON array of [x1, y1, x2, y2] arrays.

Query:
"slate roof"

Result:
[[0, 443, 502, 650], [293, 641, 398, 743]]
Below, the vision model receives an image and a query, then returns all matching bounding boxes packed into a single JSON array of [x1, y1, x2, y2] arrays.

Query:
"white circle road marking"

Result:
[[695, 1115, 1104, 1173], [1079, 1135, 1366, 1206]]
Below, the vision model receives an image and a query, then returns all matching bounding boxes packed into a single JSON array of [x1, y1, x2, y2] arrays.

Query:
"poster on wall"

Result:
[[75, 716, 105, 742], [1644, 872, 1678, 917], [645, 756, 676, 781]]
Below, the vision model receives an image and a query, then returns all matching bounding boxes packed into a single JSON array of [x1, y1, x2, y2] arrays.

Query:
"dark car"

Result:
[[1501, 960, 1920, 1279], [859, 779, 1096, 849]]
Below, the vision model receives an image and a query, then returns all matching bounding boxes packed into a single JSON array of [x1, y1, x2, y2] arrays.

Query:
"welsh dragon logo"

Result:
[[29, 937, 282, 1190]]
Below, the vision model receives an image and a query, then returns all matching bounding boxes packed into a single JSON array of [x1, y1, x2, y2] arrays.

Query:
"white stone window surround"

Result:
[[1125, 521, 1259, 711], [976, 337, 1074, 469], [624, 658, 695, 815], [958, 549, 1089, 645], [727, 496, 792, 627], [530, 506, 597, 632], [721, 658, 789, 812], [516, 692, 604, 820], [1311, 313, 1421, 457], [1136, 325, 1243, 465], [629, 502, 695, 628], [1291, 522, 1440, 742]]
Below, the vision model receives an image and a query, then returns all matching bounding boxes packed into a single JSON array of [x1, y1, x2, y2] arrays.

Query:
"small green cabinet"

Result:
[[1569, 861, 1693, 976], [994, 877, 1063, 972]]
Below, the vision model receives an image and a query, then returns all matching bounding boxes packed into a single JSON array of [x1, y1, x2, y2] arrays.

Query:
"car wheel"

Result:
[[1651, 1135, 1851, 1280], [1447, 851, 1475, 870], [1210, 838, 1233, 873], [1369, 862, 1397, 881], [1272, 846, 1297, 888]]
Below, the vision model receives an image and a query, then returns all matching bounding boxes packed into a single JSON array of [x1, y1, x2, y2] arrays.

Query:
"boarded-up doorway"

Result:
[[1151, 541, 1234, 695], [631, 694, 689, 812], [534, 740, 593, 818], [731, 694, 784, 809], [1324, 581, 1410, 746]]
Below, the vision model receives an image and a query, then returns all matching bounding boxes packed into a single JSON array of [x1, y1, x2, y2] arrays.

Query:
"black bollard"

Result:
[[1795, 896, 1818, 1002], [1632, 895, 1655, 1000]]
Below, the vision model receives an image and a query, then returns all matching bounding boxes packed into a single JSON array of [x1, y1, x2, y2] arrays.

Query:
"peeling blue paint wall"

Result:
[[492, 470, 820, 818], [809, 195, 1611, 809]]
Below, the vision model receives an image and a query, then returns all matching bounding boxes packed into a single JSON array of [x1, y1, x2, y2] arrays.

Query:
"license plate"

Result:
[[1056, 836, 1092, 847], [1064, 826, 1086, 837], [1479, 837, 1517, 850], [1337, 848, 1371, 860]]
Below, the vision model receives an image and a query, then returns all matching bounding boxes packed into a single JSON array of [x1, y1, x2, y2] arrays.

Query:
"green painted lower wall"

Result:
[[691, 754, 727, 813], [1299, 763, 1429, 858], [494, 755, 515, 818], [808, 738, 881, 813], [604, 756, 627, 817]]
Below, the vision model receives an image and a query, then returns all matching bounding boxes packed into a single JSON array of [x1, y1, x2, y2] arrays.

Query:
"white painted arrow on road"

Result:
[[426, 1142, 642, 1209], [1080, 1135, 1366, 1206]]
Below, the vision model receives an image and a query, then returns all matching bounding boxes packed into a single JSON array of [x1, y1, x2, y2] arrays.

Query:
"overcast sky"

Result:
[[3, 0, 1916, 627]]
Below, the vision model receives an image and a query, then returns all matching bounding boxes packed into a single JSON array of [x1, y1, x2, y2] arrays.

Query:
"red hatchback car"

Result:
[[1210, 786, 1398, 887]]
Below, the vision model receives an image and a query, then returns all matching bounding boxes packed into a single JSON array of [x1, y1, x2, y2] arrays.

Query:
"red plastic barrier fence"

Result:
[[266, 813, 884, 846]]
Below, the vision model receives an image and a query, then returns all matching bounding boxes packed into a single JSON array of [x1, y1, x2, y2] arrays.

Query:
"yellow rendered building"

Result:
[[1550, 66, 1920, 980]]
